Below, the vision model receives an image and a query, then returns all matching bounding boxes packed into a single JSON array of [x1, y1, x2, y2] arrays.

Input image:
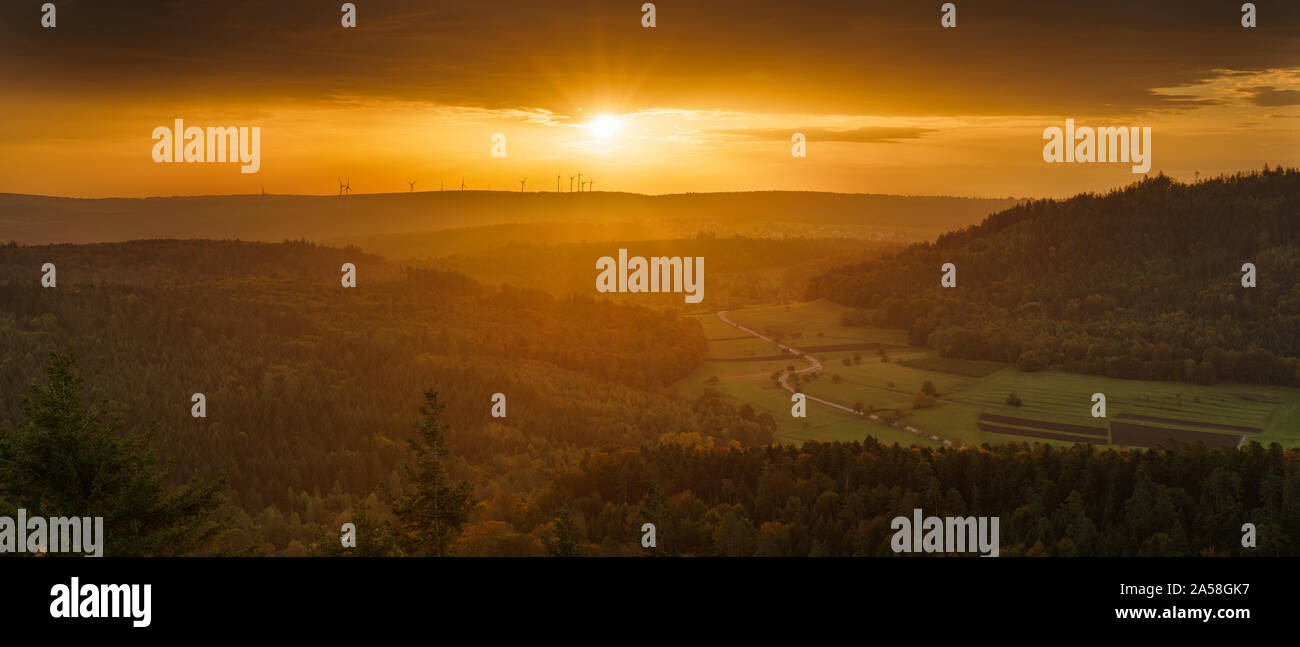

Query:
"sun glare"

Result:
[[587, 114, 622, 139]]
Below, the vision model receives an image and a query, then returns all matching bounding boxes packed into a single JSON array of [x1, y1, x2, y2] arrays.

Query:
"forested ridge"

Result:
[[807, 169, 1300, 386], [428, 235, 883, 308], [0, 239, 776, 554]]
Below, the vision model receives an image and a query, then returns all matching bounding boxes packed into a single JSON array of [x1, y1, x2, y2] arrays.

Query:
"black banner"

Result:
[[2, 557, 1288, 637]]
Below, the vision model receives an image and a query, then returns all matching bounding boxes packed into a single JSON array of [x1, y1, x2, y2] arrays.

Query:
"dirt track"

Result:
[[715, 310, 952, 447]]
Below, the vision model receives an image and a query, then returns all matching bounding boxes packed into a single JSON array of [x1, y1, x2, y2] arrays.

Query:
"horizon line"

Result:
[[0, 188, 1034, 202]]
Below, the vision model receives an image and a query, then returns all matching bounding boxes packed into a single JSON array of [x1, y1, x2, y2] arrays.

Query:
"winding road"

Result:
[[716, 310, 953, 446]]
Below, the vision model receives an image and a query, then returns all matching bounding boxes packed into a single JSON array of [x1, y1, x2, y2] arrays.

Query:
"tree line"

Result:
[[531, 438, 1297, 556]]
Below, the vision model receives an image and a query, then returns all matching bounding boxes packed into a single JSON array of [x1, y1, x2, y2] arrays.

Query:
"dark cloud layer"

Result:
[[1, 0, 1297, 117], [1246, 86, 1300, 106]]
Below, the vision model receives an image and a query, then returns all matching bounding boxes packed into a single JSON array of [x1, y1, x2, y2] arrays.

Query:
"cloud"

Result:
[[1244, 87, 1300, 107], [1143, 93, 1223, 109], [718, 126, 934, 144]]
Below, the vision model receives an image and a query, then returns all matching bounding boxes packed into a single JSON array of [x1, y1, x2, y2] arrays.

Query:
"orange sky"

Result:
[[1, 0, 1297, 198]]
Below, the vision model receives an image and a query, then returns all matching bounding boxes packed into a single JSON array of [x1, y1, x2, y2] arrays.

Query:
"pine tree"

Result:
[[388, 389, 477, 556], [545, 508, 583, 557], [0, 351, 226, 556]]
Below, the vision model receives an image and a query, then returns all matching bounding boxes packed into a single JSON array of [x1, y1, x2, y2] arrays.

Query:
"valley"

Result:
[[675, 299, 1300, 449]]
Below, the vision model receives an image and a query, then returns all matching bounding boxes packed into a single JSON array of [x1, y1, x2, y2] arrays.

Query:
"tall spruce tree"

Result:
[[388, 389, 477, 556], [0, 352, 225, 556]]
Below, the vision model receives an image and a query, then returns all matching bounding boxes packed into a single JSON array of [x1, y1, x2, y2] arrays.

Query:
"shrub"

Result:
[[912, 392, 937, 409]]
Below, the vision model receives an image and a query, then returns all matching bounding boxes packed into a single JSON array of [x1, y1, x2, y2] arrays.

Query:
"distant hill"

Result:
[[0, 191, 1020, 245], [424, 235, 886, 308], [806, 169, 1300, 386]]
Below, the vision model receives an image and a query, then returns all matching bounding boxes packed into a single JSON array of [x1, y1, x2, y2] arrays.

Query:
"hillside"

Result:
[[806, 169, 1300, 386], [0, 191, 1020, 245], [0, 239, 777, 554], [424, 235, 890, 308]]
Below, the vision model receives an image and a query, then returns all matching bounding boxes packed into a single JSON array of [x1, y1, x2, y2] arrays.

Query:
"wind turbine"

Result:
[[408, 180, 416, 192], [556, 174, 561, 192], [577, 172, 582, 193], [343, 178, 352, 196], [568, 175, 576, 192], [338, 179, 345, 196], [519, 177, 527, 192], [588, 178, 596, 192], [460, 178, 467, 191]]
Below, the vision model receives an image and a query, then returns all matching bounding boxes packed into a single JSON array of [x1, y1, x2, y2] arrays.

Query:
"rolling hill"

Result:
[[806, 169, 1300, 387], [0, 191, 1020, 246]]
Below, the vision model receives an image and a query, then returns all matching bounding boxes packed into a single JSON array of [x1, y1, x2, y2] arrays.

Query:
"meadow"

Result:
[[674, 300, 1300, 449], [674, 308, 938, 446]]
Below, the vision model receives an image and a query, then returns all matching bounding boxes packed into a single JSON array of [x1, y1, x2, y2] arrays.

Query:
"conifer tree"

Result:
[[545, 508, 583, 557], [388, 389, 477, 556], [0, 352, 226, 556]]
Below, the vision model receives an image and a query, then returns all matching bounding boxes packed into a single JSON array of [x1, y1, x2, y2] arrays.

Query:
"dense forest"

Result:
[[536, 439, 1298, 556], [0, 239, 773, 554], [807, 168, 1300, 386]]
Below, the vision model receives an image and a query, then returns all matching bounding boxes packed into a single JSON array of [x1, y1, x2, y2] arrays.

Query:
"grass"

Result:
[[676, 316, 938, 447], [676, 300, 1300, 449], [718, 301, 910, 346], [705, 337, 787, 360], [895, 355, 1006, 377]]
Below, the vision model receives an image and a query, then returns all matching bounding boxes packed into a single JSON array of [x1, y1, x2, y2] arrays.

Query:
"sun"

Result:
[[587, 114, 622, 139]]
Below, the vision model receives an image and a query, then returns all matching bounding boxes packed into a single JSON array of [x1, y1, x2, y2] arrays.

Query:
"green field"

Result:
[[675, 300, 1300, 449], [676, 309, 937, 446]]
